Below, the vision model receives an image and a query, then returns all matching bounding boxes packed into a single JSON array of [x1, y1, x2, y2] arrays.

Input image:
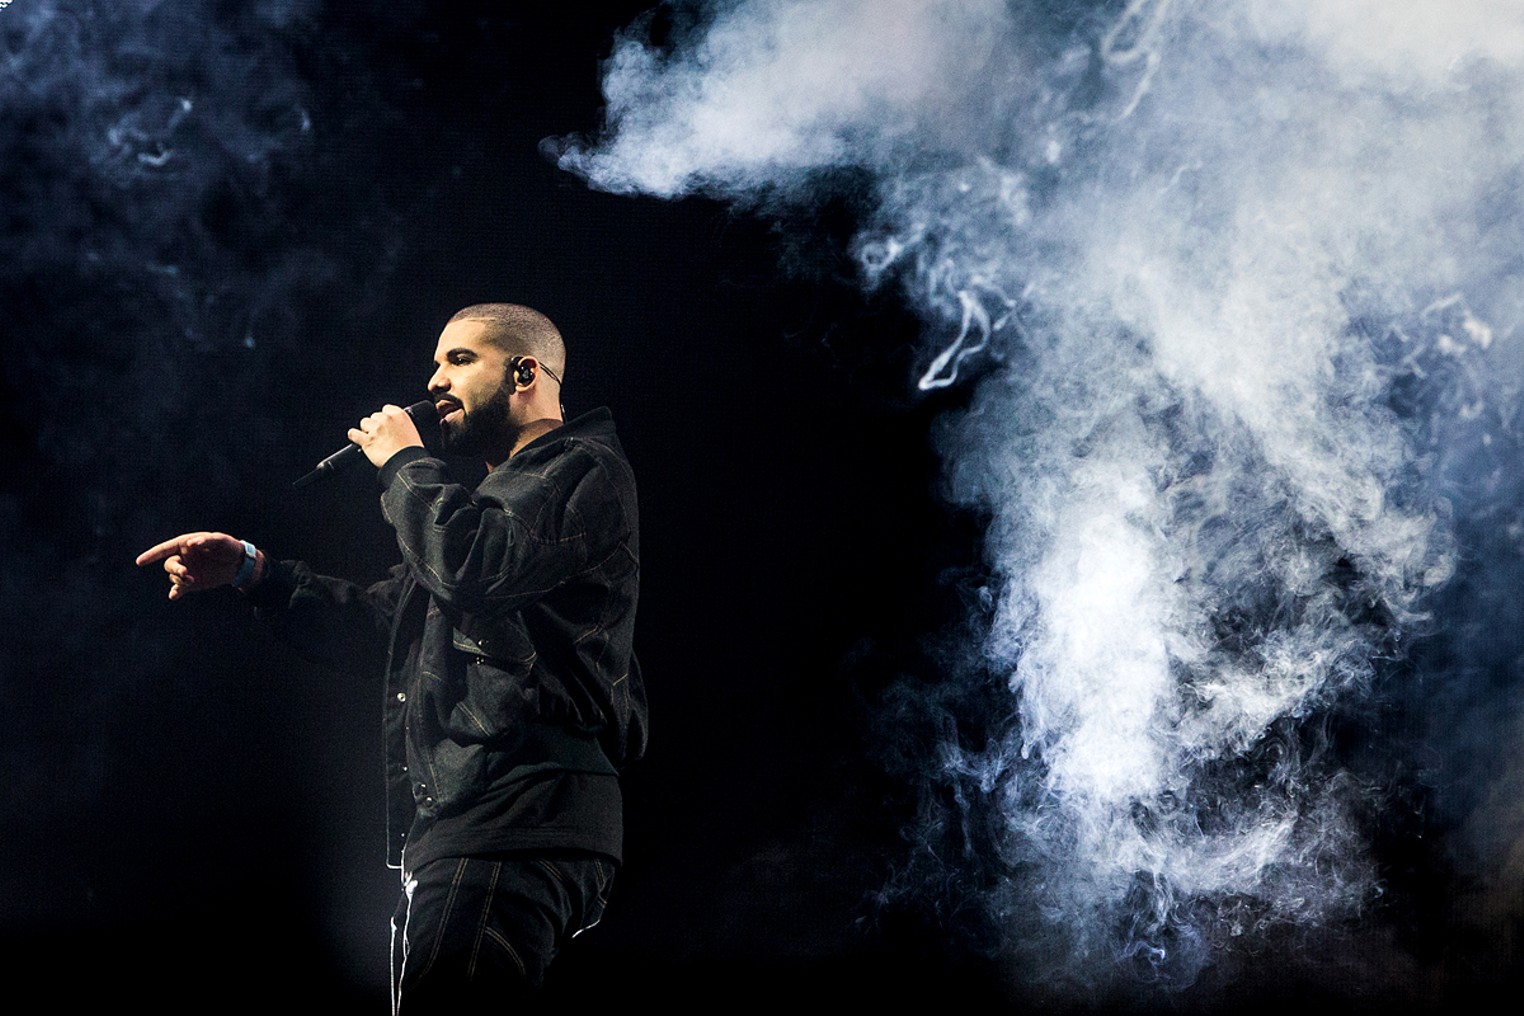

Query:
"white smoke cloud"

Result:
[[563, 0, 1524, 991], [559, 0, 1012, 195], [1245, 0, 1524, 83]]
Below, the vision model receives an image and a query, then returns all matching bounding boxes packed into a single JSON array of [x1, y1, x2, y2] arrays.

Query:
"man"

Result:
[[137, 303, 647, 1009]]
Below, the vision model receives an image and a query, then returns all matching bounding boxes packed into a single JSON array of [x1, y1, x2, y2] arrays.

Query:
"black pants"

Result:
[[389, 853, 615, 1014]]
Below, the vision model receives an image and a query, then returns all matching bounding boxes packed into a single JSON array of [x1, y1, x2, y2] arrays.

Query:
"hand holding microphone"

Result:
[[348, 402, 428, 467], [294, 398, 435, 488]]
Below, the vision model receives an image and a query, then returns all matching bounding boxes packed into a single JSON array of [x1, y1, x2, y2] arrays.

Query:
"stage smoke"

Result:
[[561, 0, 1524, 994]]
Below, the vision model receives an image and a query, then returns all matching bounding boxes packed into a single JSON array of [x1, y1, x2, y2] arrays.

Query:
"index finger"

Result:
[[135, 533, 201, 566]]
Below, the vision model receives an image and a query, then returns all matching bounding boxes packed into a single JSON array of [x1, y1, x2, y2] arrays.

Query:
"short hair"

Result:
[[448, 303, 567, 380]]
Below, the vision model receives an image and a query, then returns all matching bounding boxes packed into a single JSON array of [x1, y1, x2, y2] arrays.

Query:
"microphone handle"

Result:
[[293, 399, 435, 488]]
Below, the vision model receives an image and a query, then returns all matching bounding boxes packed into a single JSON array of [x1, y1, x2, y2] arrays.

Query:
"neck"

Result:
[[487, 415, 564, 469]]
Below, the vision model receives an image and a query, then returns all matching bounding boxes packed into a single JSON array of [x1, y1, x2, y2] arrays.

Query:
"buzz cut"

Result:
[[448, 303, 567, 380]]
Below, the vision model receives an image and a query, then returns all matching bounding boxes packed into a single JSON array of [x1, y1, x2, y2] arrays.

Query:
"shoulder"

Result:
[[502, 410, 633, 490], [480, 416, 629, 510], [498, 415, 637, 540]]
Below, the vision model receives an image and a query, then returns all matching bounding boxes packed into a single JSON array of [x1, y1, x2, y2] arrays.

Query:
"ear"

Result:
[[510, 356, 537, 389]]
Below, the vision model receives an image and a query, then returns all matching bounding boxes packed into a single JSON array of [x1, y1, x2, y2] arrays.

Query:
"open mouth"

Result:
[[436, 400, 462, 423]]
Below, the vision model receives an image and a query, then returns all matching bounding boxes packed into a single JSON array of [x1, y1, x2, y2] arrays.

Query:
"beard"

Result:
[[438, 379, 512, 456]]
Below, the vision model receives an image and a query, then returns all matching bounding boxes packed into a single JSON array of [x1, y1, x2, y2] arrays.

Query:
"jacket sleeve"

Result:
[[245, 557, 408, 672], [377, 444, 622, 615]]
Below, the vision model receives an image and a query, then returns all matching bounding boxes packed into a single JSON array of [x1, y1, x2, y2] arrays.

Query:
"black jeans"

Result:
[[389, 853, 615, 1014]]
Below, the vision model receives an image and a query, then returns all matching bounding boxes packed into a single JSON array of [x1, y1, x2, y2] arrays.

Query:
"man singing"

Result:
[[138, 303, 647, 1009]]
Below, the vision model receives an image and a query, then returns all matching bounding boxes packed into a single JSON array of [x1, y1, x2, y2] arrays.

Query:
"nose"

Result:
[[428, 365, 448, 394]]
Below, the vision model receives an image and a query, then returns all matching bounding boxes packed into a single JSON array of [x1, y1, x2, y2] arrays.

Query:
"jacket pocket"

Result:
[[447, 623, 537, 742]]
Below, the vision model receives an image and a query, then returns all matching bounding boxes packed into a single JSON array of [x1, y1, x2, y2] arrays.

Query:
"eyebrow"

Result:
[[434, 346, 478, 366]]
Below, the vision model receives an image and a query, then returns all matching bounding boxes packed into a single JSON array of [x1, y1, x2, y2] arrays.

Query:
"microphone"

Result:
[[293, 399, 436, 488]]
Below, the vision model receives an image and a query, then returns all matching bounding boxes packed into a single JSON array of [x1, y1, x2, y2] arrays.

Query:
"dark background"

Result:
[[1, 2, 1518, 1010]]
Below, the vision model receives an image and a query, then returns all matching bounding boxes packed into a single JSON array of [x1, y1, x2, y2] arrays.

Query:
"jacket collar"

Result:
[[506, 407, 617, 463]]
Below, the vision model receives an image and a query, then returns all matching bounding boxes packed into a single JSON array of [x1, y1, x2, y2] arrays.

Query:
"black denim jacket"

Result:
[[251, 408, 647, 866]]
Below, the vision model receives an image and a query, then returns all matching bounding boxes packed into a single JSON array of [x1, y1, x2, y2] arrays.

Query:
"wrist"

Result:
[[231, 540, 261, 590], [247, 548, 268, 590], [377, 444, 432, 490], [239, 551, 292, 613]]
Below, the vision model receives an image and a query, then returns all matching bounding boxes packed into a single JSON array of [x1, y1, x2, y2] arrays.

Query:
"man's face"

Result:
[[428, 319, 514, 456]]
